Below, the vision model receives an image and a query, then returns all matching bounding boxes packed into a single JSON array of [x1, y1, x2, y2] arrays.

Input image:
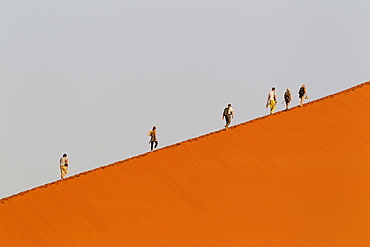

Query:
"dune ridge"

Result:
[[1, 81, 370, 246]]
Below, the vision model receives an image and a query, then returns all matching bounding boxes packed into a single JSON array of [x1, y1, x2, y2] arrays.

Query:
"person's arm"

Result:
[[149, 131, 153, 143], [232, 110, 234, 118]]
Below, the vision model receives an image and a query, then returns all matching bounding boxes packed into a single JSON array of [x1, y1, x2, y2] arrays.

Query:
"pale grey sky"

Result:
[[1, 0, 369, 198]]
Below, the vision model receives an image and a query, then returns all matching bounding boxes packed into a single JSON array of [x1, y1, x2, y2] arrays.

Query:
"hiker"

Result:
[[222, 104, 234, 129], [60, 154, 69, 180], [284, 88, 293, 110], [148, 126, 158, 151], [266, 87, 277, 114], [299, 84, 308, 107]]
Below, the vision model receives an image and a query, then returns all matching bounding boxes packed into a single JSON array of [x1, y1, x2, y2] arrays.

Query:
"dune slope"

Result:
[[1, 81, 370, 246]]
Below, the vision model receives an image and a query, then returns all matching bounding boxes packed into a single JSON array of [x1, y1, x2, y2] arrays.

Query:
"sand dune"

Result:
[[1, 81, 370, 246]]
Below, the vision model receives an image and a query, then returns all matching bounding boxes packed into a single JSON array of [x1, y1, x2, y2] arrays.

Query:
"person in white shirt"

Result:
[[266, 87, 277, 115], [222, 104, 234, 129]]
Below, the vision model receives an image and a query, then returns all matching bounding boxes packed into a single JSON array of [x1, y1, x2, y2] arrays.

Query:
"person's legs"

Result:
[[150, 141, 154, 151], [225, 115, 231, 128], [269, 100, 276, 114], [154, 141, 158, 149], [269, 100, 273, 114], [300, 97, 304, 107], [60, 166, 67, 179]]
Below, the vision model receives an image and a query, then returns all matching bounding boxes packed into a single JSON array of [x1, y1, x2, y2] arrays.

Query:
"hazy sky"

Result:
[[1, 0, 369, 199]]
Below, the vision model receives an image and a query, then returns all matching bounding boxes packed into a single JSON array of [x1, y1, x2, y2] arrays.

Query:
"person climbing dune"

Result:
[[60, 153, 69, 180], [283, 88, 292, 110], [222, 104, 234, 129], [266, 87, 277, 114], [299, 84, 308, 107], [148, 126, 158, 151]]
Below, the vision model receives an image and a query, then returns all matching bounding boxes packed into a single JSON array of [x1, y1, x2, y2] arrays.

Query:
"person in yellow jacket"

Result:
[[148, 126, 158, 151], [266, 87, 277, 114], [60, 153, 68, 180]]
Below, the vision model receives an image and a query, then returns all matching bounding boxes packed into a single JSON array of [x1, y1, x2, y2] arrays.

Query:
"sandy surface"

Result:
[[1, 81, 370, 246]]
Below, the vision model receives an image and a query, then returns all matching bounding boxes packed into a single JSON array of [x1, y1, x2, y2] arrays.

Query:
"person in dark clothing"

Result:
[[284, 88, 293, 110], [148, 126, 158, 151], [222, 104, 234, 129], [299, 85, 308, 107]]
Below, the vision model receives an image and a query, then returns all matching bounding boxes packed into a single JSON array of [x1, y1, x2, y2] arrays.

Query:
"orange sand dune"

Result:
[[1, 82, 370, 246]]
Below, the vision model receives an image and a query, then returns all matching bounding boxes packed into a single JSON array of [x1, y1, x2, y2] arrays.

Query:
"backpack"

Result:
[[284, 92, 291, 102], [223, 107, 229, 116], [299, 87, 305, 96]]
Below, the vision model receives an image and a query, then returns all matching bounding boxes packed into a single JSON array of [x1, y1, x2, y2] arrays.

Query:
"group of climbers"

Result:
[[266, 85, 308, 115], [223, 85, 308, 129], [59, 85, 308, 179]]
